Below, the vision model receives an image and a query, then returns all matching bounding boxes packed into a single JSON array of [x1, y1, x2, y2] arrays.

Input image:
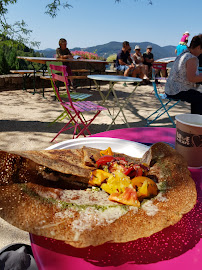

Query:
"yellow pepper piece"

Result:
[[132, 176, 158, 199], [89, 169, 111, 186], [101, 171, 131, 194], [100, 147, 113, 156]]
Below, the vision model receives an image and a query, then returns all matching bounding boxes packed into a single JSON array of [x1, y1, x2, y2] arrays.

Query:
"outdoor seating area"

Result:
[[0, 79, 190, 152], [1, 60, 202, 270]]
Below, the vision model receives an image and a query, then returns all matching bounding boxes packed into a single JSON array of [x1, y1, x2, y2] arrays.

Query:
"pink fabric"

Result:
[[180, 34, 189, 42], [30, 127, 201, 270], [91, 127, 176, 144]]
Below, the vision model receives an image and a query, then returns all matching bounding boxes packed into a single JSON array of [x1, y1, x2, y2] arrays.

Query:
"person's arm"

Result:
[[59, 53, 73, 60], [56, 48, 73, 59], [118, 59, 128, 65], [186, 57, 202, 83]]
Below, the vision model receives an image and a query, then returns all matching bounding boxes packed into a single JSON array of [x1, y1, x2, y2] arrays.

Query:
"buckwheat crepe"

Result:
[[0, 143, 197, 247]]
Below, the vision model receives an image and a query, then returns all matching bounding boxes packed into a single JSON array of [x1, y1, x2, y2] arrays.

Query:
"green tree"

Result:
[[0, 48, 9, 74]]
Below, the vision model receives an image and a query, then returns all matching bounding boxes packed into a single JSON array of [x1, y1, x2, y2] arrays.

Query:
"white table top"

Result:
[[155, 57, 176, 64], [88, 74, 142, 82]]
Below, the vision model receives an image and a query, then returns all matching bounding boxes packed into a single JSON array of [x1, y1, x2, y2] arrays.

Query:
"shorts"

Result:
[[116, 65, 129, 72]]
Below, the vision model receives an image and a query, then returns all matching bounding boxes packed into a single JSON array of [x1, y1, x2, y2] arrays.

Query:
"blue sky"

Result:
[[7, 0, 202, 50]]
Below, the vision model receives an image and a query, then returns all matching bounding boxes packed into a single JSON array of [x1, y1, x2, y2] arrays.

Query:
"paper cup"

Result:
[[175, 114, 202, 168]]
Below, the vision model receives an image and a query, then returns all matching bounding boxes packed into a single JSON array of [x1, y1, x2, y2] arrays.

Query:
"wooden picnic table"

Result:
[[16, 56, 109, 95]]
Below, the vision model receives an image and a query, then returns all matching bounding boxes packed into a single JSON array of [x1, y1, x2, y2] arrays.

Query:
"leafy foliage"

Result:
[[0, 34, 43, 74], [71, 50, 104, 60], [106, 54, 117, 63]]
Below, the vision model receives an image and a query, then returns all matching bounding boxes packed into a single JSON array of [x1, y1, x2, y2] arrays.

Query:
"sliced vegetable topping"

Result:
[[88, 148, 159, 207], [109, 187, 140, 207]]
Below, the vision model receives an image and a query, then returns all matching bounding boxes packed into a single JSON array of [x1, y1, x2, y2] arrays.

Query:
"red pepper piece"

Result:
[[96, 155, 115, 167]]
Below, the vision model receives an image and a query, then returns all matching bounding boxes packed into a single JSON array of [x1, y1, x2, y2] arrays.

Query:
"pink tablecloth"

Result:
[[31, 127, 201, 270]]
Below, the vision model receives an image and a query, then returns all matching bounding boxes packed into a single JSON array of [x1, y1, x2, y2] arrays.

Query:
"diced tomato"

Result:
[[108, 187, 140, 207], [96, 156, 115, 167], [108, 162, 126, 173], [124, 166, 134, 176], [115, 157, 127, 163]]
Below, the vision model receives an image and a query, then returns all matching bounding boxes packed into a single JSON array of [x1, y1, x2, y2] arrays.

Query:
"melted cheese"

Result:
[[71, 206, 128, 241], [141, 200, 159, 216], [156, 192, 168, 202]]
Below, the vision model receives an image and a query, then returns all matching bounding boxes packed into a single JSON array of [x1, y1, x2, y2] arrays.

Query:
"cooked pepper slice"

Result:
[[89, 169, 111, 186], [100, 147, 113, 156], [132, 176, 158, 199]]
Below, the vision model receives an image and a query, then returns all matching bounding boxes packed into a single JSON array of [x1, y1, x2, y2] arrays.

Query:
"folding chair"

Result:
[[49, 64, 107, 141], [151, 62, 167, 94], [47, 61, 92, 126], [146, 63, 180, 127], [145, 78, 180, 127]]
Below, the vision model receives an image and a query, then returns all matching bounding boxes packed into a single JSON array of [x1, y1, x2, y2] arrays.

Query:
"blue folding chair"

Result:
[[145, 63, 180, 127]]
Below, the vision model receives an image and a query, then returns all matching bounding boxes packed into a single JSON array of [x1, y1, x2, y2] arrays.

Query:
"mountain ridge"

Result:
[[36, 41, 176, 60]]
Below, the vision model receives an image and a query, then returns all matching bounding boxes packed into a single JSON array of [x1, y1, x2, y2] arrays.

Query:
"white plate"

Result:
[[46, 137, 149, 158]]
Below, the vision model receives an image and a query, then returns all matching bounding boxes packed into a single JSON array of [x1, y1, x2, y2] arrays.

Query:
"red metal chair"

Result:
[[49, 64, 107, 142]]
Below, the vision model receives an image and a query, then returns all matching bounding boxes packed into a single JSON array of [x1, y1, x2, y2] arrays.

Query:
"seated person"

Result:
[[143, 45, 154, 79], [115, 41, 139, 77], [132, 45, 149, 80], [56, 38, 74, 86], [165, 34, 202, 115], [56, 38, 73, 60]]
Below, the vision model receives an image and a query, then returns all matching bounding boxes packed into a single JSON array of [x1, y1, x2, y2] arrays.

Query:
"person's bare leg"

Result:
[[144, 65, 149, 77], [131, 67, 141, 78], [124, 67, 131, 77]]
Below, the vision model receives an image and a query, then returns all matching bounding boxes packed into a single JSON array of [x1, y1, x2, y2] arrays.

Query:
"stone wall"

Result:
[[0, 74, 52, 91]]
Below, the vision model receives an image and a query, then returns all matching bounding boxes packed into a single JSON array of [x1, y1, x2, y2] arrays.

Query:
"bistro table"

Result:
[[88, 74, 142, 130], [154, 57, 176, 64], [30, 127, 201, 270]]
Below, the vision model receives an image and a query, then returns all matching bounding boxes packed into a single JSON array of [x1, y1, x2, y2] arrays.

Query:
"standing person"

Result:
[[115, 41, 140, 77], [165, 34, 202, 115], [132, 45, 149, 80], [143, 45, 154, 79], [175, 40, 188, 56], [179, 31, 190, 45]]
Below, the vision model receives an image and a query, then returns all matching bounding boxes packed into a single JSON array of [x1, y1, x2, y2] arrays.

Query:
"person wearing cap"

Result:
[[165, 34, 202, 115], [115, 41, 139, 77], [179, 31, 190, 45], [143, 45, 154, 79], [132, 45, 149, 80]]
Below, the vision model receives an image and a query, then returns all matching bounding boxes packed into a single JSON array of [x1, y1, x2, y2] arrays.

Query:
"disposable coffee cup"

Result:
[[175, 114, 202, 168]]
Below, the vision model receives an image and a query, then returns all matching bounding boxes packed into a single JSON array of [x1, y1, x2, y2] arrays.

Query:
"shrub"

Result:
[[71, 50, 104, 60], [106, 54, 117, 63]]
